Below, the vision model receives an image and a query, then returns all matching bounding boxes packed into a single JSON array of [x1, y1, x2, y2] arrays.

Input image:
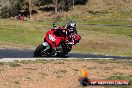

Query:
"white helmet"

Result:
[[69, 20, 76, 28]]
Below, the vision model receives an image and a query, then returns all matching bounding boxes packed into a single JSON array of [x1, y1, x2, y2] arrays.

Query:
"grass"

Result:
[[0, 59, 52, 67], [78, 25, 132, 37], [7, 62, 21, 67], [53, 60, 65, 64], [14, 59, 51, 64], [0, 61, 21, 67], [91, 59, 132, 64], [14, 60, 35, 64], [0, 62, 5, 66], [0, 22, 46, 46], [77, 14, 132, 25], [75, 5, 132, 25], [72, 25, 132, 56], [0, 10, 132, 57], [53, 12, 132, 56]]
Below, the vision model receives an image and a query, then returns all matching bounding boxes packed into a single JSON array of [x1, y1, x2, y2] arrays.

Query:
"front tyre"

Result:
[[34, 44, 46, 57]]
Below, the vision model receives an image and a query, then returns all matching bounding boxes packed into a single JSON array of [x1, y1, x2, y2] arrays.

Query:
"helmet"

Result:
[[67, 20, 76, 33], [69, 20, 76, 28]]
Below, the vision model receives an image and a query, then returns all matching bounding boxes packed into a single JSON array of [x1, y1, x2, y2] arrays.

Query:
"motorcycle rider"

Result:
[[66, 20, 77, 34], [34, 21, 81, 57], [65, 21, 81, 45], [46, 21, 80, 50]]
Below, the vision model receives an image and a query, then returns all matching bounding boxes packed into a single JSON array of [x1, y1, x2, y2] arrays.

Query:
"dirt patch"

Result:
[[0, 59, 131, 88]]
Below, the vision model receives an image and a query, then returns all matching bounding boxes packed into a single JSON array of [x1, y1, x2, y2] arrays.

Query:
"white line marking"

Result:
[[0, 58, 114, 62]]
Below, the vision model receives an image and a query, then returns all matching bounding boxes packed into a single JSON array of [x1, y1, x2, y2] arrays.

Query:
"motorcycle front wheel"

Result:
[[34, 44, 47, 57]]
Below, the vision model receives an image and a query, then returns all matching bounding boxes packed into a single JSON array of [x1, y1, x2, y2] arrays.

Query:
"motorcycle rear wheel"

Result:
[[34, 44, 47, 57]]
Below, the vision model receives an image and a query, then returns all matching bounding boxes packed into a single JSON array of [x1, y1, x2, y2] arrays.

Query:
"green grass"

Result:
[[14, 59, 51, 64], [78, 25, 132, 37], [0, 20, 48, 46], [0, 62, 5, 66], [0, 14, 132, 56], [74, 9, 132, 25], [77, 15, 132, 25], [7, 62, 21, 67]]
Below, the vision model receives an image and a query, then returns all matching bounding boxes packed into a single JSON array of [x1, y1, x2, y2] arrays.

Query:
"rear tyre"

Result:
[[34, 44, 46, 57]]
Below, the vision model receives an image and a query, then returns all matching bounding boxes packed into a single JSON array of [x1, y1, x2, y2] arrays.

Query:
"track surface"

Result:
[[0, 49, 132, 59]]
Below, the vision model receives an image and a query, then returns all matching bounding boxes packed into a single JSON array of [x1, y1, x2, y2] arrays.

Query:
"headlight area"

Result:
[[48, 34, 56, 42]]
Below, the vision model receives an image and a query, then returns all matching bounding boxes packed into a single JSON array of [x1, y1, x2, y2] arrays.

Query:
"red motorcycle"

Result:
[[34, 23, 81, 57]]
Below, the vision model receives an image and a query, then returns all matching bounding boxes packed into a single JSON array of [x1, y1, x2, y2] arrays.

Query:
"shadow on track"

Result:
[[0, 49, 132, 59]]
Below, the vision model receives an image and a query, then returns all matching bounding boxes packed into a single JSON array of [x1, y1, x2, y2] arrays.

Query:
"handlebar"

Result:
[[53, 23, 57, 28]]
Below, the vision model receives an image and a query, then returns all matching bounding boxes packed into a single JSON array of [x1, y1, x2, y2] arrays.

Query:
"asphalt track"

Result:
[[0, 49, 132, 59]]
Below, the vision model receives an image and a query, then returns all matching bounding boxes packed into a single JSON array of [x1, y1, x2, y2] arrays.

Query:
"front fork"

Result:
[[42, 42, 50, 51], [42, 41, 70, 56]]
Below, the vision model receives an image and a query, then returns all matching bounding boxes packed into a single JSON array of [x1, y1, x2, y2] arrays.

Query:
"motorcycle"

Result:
[[34, 23, 81, 57]]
